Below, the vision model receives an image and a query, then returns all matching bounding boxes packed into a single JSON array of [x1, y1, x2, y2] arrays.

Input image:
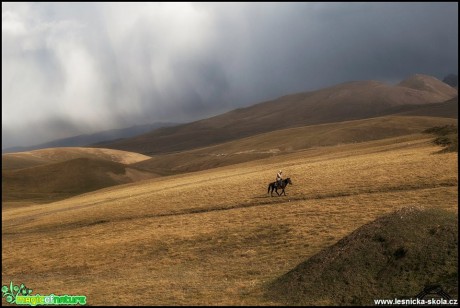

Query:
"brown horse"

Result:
[[267, 178, 292, 197]]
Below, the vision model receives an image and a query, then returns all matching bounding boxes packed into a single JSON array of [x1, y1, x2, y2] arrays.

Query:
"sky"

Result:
[[2, 2, 458, 149]]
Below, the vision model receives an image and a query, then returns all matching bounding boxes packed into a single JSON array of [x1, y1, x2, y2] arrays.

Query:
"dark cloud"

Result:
[[2, 116, 84, 149], [2, 2, 458, 149]]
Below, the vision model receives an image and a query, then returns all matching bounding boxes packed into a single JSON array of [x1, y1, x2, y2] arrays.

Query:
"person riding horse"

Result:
[[276, 170, 283, 188], [268, 176, 292, 197]]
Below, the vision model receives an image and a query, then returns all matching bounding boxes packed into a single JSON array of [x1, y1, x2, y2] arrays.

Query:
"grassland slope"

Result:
[[133, 115, 457, 175], [398, 74, 458, 98], [2, 157, 157, 204], [266, 207, 458, 305], [99, 74, 457, 155], [388, 96, 458, 119], [2, 147, 151, 171], [2, 137, 457, 305]]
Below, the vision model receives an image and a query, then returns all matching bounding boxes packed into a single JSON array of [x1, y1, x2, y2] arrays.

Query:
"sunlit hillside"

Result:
[[2, 3, 458, 306], [2, 148, 155, 207], [98, 75, 457, 155], [3, 116, 456, 207], [133, 115, 457, 175], [2, 147, 151, 170], [2, 135, 457, 305]]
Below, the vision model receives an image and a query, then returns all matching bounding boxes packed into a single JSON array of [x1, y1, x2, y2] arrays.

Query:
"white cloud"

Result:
[[2, 10, 27, 35], [2, 2, 458, 149]]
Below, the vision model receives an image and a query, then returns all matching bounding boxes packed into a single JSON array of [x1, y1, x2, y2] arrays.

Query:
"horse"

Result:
[[267, 178, 292, 197]]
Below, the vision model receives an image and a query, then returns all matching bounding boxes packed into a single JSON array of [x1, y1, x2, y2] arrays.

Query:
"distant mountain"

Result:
[[443, 74, 458, 88], [98, 74, 457, 155], [2, 122, 178, 154], [389, 96, 457, 118], [398, 74, 457, 97], [131, 115, 457, 176]]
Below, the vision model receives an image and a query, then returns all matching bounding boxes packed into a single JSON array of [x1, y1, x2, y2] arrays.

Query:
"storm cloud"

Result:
[[2, 2, 458, 149]]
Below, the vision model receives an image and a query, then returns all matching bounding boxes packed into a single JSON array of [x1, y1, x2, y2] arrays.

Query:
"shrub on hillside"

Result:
[[423, 125, 458, 153]]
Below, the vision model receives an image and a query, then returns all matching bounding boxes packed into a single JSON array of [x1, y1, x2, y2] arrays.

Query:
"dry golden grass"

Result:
[[267, 206, 458, 305], [2, 147, 151, 171], [2, 158, 158, 206], [2, 148, 156, 206], [134, 116, 457, 175], [101, 77, 458, 155], [2, 136, 458, 305]]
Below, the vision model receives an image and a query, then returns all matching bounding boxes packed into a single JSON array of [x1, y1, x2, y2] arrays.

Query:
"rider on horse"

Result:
[[276, 170, 283, 188]]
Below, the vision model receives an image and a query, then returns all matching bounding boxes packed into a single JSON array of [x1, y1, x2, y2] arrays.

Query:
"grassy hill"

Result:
[[2, 148, 155, 206], [98, 74, 457, 155], [1, 74, 457, 306], [266, 206, 458, 305], [2, 147, 151, 171], [398, 73, 457, 98], [2, 157, 158, 205], [133, 115, 457, 175], [3, 115, 457, 206], [2, 122, 178, 154], [4, 116, 455, 206], [389, 96, 458, 118], [2, 135, 457, 305]]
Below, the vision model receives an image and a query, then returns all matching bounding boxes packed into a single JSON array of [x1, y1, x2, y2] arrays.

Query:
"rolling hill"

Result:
[[266, 206, 458, 305], [2, 70, 458, 306], [2, 135, 457, 305], [2, 147, 151, 171], [2, 157, 158, 205], [97, 74, 457, 155], [398, 73, 457, 98], [2, 122, 178, 154], [3, 116, 456, 205], [2, 147, 156, 205], [132, 115, 457, 175], [389, 96, 458, 118]]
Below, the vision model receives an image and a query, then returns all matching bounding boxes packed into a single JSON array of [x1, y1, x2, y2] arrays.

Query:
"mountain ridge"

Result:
[[2, 122, 178, 154], [97, 74, 457, 155]]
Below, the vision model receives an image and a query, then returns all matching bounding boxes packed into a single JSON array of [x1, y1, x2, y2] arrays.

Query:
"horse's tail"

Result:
[[267, 183, 271, 194]]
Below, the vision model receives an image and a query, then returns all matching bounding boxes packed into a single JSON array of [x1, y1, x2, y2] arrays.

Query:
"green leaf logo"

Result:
[[2, 281, 33, 304]]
